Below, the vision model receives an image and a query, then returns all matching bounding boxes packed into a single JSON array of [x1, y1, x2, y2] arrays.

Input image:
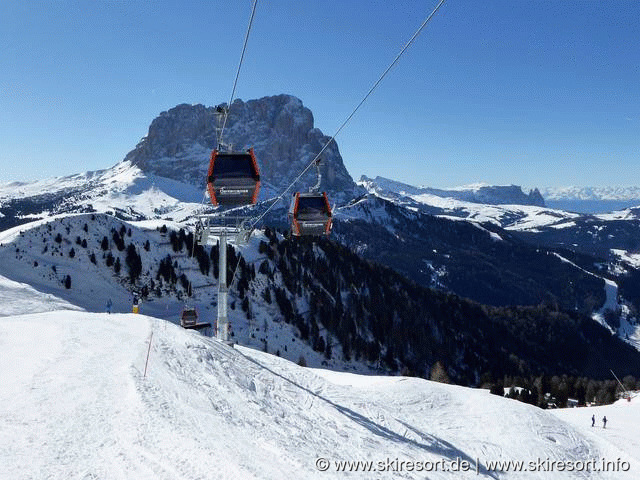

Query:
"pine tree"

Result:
[[258, 259, 270, 275], [489, 382, 504, 396], [125, 244, 142, 283], [179, 273, 191, 295], [324, 340, 333, 360], [112, 231, 125, 251], [170, 231, 180, 252], [262, 287, 272, 304]]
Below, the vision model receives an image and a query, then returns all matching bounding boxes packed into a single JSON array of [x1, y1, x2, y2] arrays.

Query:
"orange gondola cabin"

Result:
[[180, 307, 211, 330], [207, 148, 261, 206], [289, 192, 333, 236]]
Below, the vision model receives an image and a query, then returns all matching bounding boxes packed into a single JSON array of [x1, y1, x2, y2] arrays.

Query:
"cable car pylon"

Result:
[[195, 215, 252, 343]]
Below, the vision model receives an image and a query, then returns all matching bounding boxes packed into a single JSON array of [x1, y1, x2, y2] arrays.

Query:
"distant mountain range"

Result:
[[361, 176, 545, 207], [541, 186, 640, 201], [539, 186, 640, 214]]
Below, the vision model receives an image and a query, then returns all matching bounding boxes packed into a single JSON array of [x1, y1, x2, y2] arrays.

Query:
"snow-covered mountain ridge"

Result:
[[0, 94, 363, 230], [357, 175, 640, 230], [356, 176, 582, 231], [1, 94, 637, 235], [360, 175, 545, 207], [0, 161, 206, 229]]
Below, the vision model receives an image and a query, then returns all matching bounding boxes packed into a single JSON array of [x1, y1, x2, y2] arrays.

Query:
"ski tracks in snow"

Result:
[[2, 313, 636, 479], [0, 312, 150, 480]]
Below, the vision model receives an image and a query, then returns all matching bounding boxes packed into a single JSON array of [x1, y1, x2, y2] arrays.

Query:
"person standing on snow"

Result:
[[603, 416, 607, 429], [106, 298, 113, 314], [591, 415, 595, 427], [132, 293, 140, 314]]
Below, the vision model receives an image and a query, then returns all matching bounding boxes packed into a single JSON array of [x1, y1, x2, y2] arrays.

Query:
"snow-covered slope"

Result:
[[0, 212, 381, 374], [0, 161, 208, 225], [0, 275, 81, 317], [0, 307, 637, 479], [552, 396, 640, 469]]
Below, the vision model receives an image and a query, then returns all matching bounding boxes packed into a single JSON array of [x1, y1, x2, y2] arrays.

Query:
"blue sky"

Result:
[[1, 0, 638, 188]]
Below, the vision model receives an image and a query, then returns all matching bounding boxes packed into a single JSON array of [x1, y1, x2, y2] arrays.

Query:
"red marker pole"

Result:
[[143, 331, 153, 378]]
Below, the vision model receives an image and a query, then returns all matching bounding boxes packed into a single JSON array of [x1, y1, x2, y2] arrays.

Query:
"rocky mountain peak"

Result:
[[527, 187, 545, 207], [123, 94, 358, 203]]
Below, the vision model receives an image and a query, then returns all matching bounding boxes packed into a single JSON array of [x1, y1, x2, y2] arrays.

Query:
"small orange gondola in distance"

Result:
[[207, 148, 261, 206], [289, 191, 333, 236], [180, 306, 211, 331]]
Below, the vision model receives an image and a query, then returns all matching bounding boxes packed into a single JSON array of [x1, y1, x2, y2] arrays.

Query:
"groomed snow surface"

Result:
[[1, 279, 638, 479]]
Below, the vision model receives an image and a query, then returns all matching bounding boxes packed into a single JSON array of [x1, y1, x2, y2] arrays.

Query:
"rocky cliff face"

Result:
[[469, 185, 545, 207], [123, 95, 358, 203]]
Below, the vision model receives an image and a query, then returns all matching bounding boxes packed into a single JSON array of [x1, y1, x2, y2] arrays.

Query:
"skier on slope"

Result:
[[603, 416, 607, 429], [106, 298, 113, 314], [591, 414, 595, 427]]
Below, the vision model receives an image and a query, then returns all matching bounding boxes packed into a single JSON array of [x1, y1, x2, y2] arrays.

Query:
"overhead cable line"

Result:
[[198, 0, 258, 212], [250, 0, 448, 228], [218, 0, 259, 147], [215, 0, 447, 295]]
